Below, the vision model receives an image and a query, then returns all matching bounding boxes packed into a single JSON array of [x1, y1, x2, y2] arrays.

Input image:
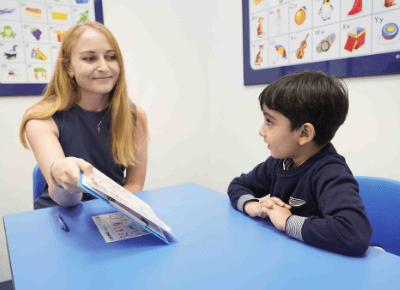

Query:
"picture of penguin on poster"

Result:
[[319, 0, 334, 21]]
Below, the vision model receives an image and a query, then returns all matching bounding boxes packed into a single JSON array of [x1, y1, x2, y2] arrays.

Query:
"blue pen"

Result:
[[55, 213, 69, 232]]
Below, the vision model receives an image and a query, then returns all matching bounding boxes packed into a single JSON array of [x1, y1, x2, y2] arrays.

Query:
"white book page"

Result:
[[82, 167, 171, 232]]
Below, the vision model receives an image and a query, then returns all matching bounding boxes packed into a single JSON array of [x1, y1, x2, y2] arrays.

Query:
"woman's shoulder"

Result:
[[135, 104, 146, 119], [24, 97, 64, 118], [25, 110, 59, 138], [130, 103, 147, 121], [129, 103, 148, 138], [24, 98, 64, 136], [23, 102, 44, 119]]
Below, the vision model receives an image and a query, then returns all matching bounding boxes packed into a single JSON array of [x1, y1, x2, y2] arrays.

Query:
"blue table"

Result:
[[4, 183, 400, 289]]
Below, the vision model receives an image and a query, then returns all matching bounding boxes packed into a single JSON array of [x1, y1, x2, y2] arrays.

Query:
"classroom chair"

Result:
[[355, 176, 400, 257], [33, 164, 46, 203]]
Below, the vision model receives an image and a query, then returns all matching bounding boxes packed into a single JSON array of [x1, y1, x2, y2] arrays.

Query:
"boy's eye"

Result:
[[265, 117, 272, 125]]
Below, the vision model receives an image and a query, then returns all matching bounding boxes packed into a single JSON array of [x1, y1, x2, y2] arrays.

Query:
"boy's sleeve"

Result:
[[285, 163, 372, 256], [227, 158, 276, 213]]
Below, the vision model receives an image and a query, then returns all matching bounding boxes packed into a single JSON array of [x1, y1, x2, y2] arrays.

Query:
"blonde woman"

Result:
[[20, 21, 148, 209]]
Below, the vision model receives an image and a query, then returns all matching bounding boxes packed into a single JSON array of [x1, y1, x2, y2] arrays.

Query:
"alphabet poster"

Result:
[[243, 0, 400, 85], [0, 0, 103, 96]]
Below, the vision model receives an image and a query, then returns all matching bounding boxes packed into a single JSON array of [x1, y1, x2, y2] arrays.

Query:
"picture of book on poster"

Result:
[[77, 167, 172, 244]]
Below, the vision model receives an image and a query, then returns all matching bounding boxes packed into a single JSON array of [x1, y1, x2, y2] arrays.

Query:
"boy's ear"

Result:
[[298, 123, 315, 145]]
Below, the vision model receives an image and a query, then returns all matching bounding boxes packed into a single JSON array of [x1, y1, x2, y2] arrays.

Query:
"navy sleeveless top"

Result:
[[34, 104, 128, 209]]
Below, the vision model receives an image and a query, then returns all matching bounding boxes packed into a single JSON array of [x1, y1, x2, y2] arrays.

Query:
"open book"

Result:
[[77, 167, 171, 244]]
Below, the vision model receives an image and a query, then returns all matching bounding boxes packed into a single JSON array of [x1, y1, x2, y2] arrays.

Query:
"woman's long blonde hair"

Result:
[[20, 21, 141, 167]]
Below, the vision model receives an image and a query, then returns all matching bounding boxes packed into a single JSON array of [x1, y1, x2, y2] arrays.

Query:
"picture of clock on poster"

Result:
[[243, 0, 400, 85], [0, 0, 104, 96]]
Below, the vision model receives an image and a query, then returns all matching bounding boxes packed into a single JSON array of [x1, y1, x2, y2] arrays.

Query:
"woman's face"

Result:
[[67, 28, 120, 99]]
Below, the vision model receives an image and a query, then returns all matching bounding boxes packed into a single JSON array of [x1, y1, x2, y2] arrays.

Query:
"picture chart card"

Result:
[[243, 0, 400, 85], [92, 212, 151, 243]]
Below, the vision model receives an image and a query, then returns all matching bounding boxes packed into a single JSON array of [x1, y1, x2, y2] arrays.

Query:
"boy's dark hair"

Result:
[[258, 70, 348, 147]]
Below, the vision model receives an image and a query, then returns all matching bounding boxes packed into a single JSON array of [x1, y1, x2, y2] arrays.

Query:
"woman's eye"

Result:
[[108, 55, 117, 60], [83, 57, 94, 61]]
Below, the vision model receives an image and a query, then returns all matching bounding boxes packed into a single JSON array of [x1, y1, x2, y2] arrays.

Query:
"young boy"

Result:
[[227, 70, 372, 256]]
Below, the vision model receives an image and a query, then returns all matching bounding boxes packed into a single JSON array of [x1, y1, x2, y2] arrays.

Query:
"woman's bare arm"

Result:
[[123, 105, 148, 193], [25, 112, 93, 207]]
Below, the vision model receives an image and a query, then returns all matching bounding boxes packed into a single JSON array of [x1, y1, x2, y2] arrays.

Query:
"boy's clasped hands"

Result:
[[244, 197, 292, 231]]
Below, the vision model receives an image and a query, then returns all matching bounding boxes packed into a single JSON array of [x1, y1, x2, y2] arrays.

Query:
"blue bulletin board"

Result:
[[243, 0, 400, 85], [0, 0, 104, 96]]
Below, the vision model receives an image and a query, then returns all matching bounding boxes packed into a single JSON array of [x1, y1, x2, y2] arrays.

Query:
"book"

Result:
[[77, 167, 171, 244]]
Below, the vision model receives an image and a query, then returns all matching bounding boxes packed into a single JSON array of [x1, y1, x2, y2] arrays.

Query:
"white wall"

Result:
[[1, 0, 400, 282], [104, 1, 213, 189]]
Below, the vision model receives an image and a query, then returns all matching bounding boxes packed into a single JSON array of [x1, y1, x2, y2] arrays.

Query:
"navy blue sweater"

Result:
[[228, 143, 372, 256]]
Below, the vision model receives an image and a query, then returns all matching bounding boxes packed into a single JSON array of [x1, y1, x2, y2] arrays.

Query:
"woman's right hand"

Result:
[[51, 157, 94, 193]]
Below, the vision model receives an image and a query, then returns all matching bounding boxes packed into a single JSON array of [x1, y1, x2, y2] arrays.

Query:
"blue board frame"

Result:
[[243, 0, 400, 85], [0, 0, 104, 96]]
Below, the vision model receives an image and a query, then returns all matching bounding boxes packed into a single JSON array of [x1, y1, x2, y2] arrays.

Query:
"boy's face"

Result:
[[259, 104, 302, 160]]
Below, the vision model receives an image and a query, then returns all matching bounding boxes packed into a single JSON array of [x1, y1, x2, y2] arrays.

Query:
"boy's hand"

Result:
[[259, 196, 292, 210], [244, 201, 269, 218], [265, 204, 292, 231]]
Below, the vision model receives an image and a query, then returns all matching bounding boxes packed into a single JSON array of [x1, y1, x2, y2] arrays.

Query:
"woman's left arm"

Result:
[[123, 106, 148, 193]]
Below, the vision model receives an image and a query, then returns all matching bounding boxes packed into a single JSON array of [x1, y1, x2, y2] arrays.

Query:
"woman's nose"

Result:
[[97, 57, 108, 71]]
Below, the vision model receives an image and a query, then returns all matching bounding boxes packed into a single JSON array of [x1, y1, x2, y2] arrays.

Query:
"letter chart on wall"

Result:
[[0, 0, 103, 96], [243, 0, 400, 85]]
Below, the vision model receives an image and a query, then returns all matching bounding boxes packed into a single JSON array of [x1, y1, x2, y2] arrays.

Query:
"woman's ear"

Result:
[[67, 64, 74, 79], [299, 123, 315, 146]]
